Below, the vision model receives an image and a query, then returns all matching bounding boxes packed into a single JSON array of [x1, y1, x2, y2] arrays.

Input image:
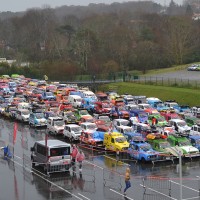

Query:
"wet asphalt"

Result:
[[1, 118, 200, 200]]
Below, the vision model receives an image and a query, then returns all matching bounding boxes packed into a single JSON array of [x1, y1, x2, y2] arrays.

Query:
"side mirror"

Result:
[[30, 147, 35, 152]]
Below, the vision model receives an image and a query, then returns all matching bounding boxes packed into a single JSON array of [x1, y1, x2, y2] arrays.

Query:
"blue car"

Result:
[[41, 92, 56, 101], [128, 139, 159, 162], [81, 97, 96, 113], [189, 135, 200, 151]]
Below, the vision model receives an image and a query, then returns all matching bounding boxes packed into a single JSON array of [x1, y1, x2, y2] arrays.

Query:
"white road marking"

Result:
[[139, 184, 177, 200], [78, 193, 91, 200], [9, 158, 83, 200], [83, 160, 104, 170], [170, 180, 199, 193], [110, 188, 134, 200], [183, 196, 200, 200]]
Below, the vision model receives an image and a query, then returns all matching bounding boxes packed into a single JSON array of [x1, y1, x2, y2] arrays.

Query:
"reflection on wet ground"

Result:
[[1, 119, 200, 200]]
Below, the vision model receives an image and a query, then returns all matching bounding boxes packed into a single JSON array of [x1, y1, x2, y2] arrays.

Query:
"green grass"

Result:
[[99, 82, 200, 107]]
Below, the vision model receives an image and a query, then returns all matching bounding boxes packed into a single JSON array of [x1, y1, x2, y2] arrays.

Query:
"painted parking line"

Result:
[[183, 196, 200, 200], [78, 193, 91, 200], [110, 188, 134, 200], [83, 160, 104, 170], [170, 180, 199, 193], [139, 184, 177, 200]]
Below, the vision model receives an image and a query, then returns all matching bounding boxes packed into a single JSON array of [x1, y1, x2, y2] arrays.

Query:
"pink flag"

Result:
[[13, 123, 18, 145]]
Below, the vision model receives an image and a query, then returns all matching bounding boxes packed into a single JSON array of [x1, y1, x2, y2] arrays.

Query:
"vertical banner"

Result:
[[13, 123, 18, 145]]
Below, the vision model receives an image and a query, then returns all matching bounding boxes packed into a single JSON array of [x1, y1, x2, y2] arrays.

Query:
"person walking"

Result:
[[76, 150, 85, 172], [71, 144, 78, 168], [124, 167, 131, 195]]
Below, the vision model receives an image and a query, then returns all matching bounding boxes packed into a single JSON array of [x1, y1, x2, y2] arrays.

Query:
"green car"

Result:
[[167, 134, 200, 158], [147, 137, 176, 161], [74, 109, 91, 121], [185, 116, 200, 127], [148, 114, 168, 127]]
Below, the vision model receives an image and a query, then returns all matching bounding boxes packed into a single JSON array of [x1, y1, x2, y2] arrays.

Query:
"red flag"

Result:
[[13, 123, 18, 145]]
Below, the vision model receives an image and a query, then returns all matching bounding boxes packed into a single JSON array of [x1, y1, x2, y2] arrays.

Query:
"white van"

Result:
[[68, 95, 82, 108], [31, 139, 72, 174], [81, 91, 97, 100]]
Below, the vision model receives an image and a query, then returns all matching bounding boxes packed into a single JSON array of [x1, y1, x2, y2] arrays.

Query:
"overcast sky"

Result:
[[0, 0, 183, 12]]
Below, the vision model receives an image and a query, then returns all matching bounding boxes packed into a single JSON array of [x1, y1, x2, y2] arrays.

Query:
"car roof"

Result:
[[169, 119, 184, 122], [36, 139, 71, 147], [66, 124, 80, 128]]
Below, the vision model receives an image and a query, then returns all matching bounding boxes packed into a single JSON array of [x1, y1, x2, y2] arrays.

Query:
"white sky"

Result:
[[0, 0, 183, 12]]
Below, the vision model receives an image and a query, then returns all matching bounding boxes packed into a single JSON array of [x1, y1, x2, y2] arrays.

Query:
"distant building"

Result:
[[0, 58, 16, 66]]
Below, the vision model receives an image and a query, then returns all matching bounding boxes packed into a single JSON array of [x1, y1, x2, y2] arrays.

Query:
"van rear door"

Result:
[[49, 146, 71, 165]]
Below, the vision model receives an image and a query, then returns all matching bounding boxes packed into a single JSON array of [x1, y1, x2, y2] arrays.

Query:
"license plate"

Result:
[[166, 157, 170, 160]]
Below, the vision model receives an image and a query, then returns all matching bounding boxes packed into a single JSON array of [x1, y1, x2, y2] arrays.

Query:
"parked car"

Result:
[[64, 124, 82, 142], [29, 111, 47, 127], [167, 134, 200, 158], [31, 139, 72, 175], [128, 139, 159, 162], [168, 119, 191, 136], [47, 117, 65, 135], [15, 109, 30, 122], [80, 130, 105, 147]]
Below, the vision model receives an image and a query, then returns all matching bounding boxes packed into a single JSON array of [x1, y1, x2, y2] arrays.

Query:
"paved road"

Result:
[[145, 70, 200, 80], [1, 119, 200, 200]]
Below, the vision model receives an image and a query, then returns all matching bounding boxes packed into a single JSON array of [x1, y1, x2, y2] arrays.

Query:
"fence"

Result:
[[141, 176, 200, 200], [131, 76, 200, 89]]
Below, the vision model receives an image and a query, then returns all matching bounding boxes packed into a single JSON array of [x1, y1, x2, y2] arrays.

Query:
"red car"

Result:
[[94, 101, 111, 115]]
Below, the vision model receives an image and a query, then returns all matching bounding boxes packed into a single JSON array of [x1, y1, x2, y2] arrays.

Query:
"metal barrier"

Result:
[[142, 176, 172, 197], [23, 153, 32, 170], [103, 156, 128, 189]]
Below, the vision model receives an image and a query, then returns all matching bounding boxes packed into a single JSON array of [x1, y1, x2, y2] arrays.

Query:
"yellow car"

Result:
[[103, 132, 129, 152]]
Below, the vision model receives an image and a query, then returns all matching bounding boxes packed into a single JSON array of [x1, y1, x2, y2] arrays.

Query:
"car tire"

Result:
[[141, 157, 146, 163]]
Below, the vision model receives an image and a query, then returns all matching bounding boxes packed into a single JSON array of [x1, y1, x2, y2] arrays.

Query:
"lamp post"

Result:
[[174, 147, 183, 200]]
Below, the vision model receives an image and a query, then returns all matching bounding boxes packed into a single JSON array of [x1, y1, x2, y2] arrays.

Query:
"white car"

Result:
[[64, 124, 82, 141], [15, 109, 30, 122], [168, 119, 191, 135], [47, 117, 65, 135]]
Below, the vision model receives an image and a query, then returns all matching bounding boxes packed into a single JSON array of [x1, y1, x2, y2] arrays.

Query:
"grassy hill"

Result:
[[99, 82, 200, 107]]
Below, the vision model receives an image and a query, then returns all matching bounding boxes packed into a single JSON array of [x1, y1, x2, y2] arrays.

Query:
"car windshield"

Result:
[[46, 92, 53, 96], [177, 121, 187, 127], [170, 103, 178, 107], [115, 137, 126, 143], [179, 141, 190, 146], [124, 128, 133, 133], [35, 113, 44, 119], [87, 124, 97, 130], [157, 117, 165, 122], [71, 127, 81, 132], [54, 120, 64, 126], [140, 144, 151, 151], [102, 103, 110, 108], [138, 113, 147, 118], [118, 107, 125, 111], [121, 121, 130, 126], [22, 111, 29, 115], [50, 147, 70, 156], [80, 110, 89, 115], [160, 142, 170, 149], [132, 136, 143, 141], [196, 139, 200, 145]]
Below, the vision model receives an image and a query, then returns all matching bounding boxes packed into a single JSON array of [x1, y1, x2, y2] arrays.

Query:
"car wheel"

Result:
[[141, 157, 146, 163]]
